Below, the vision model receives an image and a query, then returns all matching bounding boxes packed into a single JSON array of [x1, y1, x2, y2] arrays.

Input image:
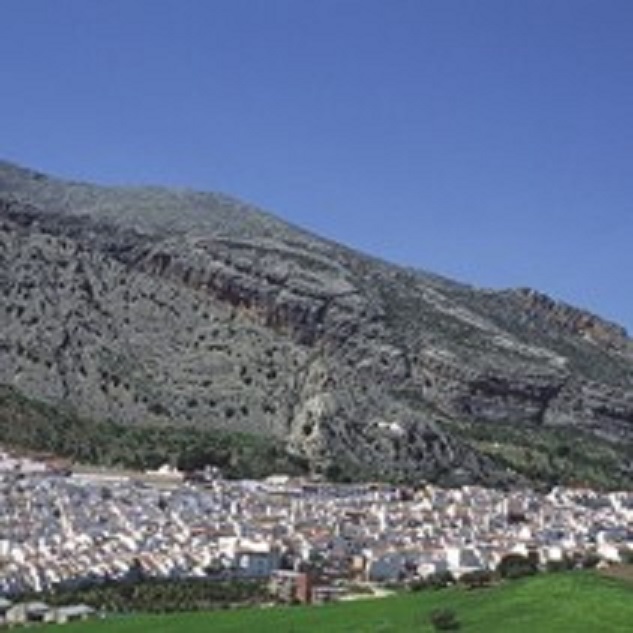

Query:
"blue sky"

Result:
[[2, 0, 633, 330]]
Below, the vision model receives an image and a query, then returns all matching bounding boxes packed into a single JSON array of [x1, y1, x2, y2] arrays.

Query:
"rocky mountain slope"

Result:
[[1, 160, 632, 487]]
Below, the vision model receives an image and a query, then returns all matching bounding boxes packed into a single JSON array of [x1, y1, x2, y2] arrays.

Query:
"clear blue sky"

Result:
[[2, 0, 632, 330]]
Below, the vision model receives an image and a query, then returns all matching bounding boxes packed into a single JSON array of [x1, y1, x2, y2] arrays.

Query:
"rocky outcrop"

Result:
[[1, 161, 632, 486], [512, 288, 631, 354]]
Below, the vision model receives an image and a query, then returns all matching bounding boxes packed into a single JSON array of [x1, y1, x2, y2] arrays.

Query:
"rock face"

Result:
[[1, 160, 632, 485]]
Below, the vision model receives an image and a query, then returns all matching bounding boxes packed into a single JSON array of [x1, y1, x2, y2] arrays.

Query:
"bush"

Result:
[[619, 549, 633, 565], [426, 571, 455, 590], [429, 608, 461, 631], [459, 569, 493, 589], [546, 558, 574, 573], [579, 553, 601, 569], [408, 578, 429, 592]]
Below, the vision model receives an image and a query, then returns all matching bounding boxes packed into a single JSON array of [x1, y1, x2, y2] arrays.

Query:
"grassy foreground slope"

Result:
[[44, 572, 633, 633]]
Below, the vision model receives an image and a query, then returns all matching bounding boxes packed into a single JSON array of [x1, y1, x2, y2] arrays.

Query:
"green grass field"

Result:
[[44, 571, 633, 632]]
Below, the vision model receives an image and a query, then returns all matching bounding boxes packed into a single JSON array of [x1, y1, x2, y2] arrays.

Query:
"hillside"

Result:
[[1, 160, 633, 486], [41, 572, 633, 633]]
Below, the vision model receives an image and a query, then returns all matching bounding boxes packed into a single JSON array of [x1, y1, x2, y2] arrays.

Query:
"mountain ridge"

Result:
[[1, 159, 632, 487]]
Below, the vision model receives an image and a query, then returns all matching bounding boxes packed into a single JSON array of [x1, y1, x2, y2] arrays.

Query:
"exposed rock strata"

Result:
[[1, 161, 632, 484]]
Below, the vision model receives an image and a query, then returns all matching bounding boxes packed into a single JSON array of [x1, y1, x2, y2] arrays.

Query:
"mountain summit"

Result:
[[1, 161, 632, 487]]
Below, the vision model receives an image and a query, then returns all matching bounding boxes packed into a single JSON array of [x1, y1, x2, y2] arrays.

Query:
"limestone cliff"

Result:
[[1, 161, 632, 486]]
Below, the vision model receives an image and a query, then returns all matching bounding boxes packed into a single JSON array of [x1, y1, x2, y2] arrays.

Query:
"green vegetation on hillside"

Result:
[[3, 381, 633, 489], [450, 418, 633, 490], [0, 385, 309, 478], [42, 572, 633, 633], [25, 578, 268, 614]]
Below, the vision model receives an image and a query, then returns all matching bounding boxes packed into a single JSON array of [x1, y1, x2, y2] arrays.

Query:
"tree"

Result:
[[497, 553, 537, 580]]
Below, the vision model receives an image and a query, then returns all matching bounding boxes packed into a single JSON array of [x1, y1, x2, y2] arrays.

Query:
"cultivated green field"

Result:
[[43, 571, 633, 632]]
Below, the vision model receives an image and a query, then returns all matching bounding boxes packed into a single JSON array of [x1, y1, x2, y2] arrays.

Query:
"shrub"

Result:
[[579, 553, 601, 569], [460, 569, 493, 589], [619, 549, 633, 565], [426, 571, 455, 589], [429, 608, 461, 631]]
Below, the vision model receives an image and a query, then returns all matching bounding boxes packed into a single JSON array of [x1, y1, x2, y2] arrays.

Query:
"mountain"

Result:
[[1, 160, 632, 487]]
